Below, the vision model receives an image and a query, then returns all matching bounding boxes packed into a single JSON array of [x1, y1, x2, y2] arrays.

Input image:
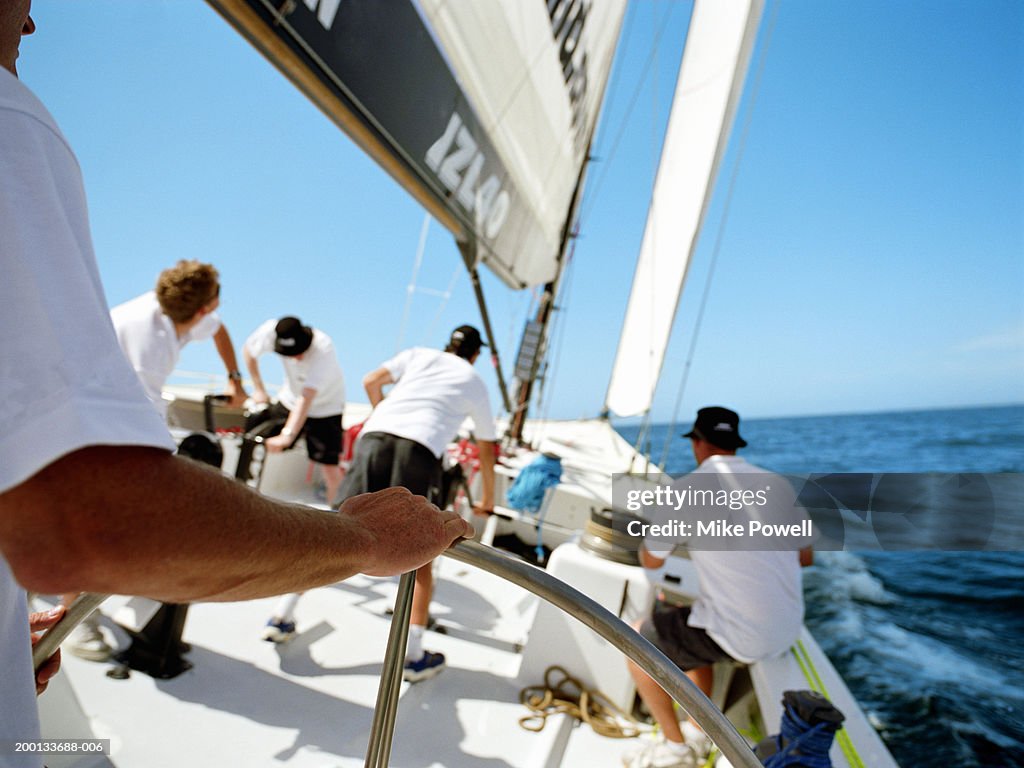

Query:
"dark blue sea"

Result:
[[616, 404, 1024, 768]]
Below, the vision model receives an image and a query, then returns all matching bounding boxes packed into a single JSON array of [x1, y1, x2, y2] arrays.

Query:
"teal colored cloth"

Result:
[[506, 454, 562, 514]]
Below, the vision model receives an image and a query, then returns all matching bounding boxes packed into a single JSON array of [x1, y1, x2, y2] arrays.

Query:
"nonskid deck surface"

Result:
[[52, 559, 564, 768], [55, 397, 898, 768]]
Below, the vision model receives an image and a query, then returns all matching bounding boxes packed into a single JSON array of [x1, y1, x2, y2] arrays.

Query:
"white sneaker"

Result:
[[622, 739, 697, 768], [66, 621, 113, 662], [681, 720, 713, 760]]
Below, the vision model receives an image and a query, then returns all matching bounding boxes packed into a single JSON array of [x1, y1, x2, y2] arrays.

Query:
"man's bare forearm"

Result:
[[0, 445, 470, 602]]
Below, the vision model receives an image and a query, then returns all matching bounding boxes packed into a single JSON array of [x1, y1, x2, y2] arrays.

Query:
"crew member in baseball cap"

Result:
[[243, 315, 346, 516], [298, 321, 497, 678], [273, 316, 314, 357], [447, 324, 487, 360]]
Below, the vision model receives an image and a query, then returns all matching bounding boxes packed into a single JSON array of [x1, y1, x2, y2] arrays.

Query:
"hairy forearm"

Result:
[[213, 326, 241, 375], [639, 544, 666, 570], [285, 390, 315, 435], [244, 350, 266, 395], [363, 367, 392, 407], [0, 446, 373, 602], [478, 441, 496, 509]]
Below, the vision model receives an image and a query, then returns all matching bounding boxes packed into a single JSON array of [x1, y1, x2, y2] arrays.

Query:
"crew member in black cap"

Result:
[[622, 406, 813, 768], [243, 316, 347, 507], [262, 324, 497, 679]]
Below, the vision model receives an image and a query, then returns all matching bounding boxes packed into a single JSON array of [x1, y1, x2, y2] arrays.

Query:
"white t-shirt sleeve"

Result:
[[244, 319, 278, 358], [302, 348, 332, 393], [0, 73, 174, 493], [382, 347, 415, 381], [642, 499, 679, 559], [185, 310, 222, 343], [466, 379, 498, 441]]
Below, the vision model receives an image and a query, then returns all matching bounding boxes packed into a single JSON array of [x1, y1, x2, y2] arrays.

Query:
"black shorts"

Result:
[[247, 401, 343, 465], [337, 431, 442, 504], [639, 602, 732, 671]]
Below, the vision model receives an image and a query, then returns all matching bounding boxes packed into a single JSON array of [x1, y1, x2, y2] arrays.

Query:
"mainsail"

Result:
[[604, 0, 764, 418], [206, 0, 625, 290]]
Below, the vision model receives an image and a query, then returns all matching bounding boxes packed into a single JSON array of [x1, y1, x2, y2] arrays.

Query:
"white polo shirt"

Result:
[[244, 320, 346, 417], [644, 455, 806, 663], [111, 291, 222, 415], [361, 347, 497, 458], [0, 69, 174, 764]]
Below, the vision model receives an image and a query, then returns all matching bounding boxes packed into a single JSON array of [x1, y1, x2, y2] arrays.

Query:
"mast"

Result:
[[457, 240, 514, 416], [508, 148, 592, 443]]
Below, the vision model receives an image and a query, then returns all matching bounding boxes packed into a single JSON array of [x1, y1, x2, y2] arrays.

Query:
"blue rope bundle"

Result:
[[506, 455, 562, 562], [506, 455, 562, 514], [762, 702, 836, 768]]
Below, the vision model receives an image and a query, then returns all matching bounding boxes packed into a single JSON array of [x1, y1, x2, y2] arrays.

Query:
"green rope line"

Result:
[[791, 641, 866, 768]]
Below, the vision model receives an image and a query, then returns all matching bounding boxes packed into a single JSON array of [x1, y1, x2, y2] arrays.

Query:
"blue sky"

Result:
[[18, 0, 1023, 424]]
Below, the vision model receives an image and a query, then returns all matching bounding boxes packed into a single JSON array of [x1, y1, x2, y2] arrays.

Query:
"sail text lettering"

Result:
[[547, 0, 592, 153], [302, 0, 342, 31], [425, 112, 511, 240]]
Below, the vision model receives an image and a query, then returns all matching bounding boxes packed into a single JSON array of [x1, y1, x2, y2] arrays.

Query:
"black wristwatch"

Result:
[[228, 370, 243, 382]]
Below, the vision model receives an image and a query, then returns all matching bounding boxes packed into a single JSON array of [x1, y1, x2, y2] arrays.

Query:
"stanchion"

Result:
[[364, 570, 416, 768]]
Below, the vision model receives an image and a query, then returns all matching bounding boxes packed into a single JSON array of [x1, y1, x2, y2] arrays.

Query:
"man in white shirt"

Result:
[[60, 262, 249, 662], [262, 326, 496, 683], [243, 316, 347, 504], [623, 407, 813, 768], [111, 260, 248, 416], [0, 9, 471, 762]]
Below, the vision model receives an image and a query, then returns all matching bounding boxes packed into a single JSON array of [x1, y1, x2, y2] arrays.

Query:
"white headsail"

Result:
[[604, 0, 764, 418]]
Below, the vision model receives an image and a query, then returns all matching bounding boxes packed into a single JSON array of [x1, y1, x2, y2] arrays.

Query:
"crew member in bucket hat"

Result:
[[622, 405, 812, 768], [682, 406, 748, 449], [243, 316, 346, 504]]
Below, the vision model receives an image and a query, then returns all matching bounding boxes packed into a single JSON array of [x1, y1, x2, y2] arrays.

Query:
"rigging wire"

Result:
[[635, 0, 665, 469], [421, 263, 464, 345], [535, 236, 579, 429], [626, 0, 675, 466], [396, 213, 433, 353], [656, 0, 781, 471], [577, 0, 683, 230], [394, 211, 465, 351]]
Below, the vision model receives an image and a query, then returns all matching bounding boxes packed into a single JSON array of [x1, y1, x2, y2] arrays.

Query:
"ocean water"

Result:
[[616, 404, 1024, 768]]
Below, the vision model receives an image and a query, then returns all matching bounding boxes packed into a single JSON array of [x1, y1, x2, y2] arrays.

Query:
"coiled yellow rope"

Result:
[[519, 665, 643, 739]]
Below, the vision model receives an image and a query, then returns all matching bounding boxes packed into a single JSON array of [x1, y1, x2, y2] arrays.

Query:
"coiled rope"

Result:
[[518, 665, 643, 739], [761, 703, 835, 768]]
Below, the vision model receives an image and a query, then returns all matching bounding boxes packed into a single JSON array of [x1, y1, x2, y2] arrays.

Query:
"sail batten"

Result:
[[604, 0, 764, 418]]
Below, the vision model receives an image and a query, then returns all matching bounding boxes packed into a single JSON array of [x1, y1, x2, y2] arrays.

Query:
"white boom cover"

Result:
[[418, 0, 626, 288], [605, 0, 763, 417]]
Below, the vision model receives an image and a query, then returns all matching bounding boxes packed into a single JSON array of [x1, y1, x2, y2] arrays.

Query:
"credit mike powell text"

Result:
[[612, 473, 1024, 552], [626, 517, 813, 541], [615, 473, 813, 552]]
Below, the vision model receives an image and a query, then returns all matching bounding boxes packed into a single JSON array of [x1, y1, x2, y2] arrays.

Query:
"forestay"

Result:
[[605, 0, 763, 417]]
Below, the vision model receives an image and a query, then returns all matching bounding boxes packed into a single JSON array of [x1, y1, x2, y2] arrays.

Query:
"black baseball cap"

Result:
[[683, 406, 747, 449], [274, 316, 314, 357], [449, 324, 486, 358]]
